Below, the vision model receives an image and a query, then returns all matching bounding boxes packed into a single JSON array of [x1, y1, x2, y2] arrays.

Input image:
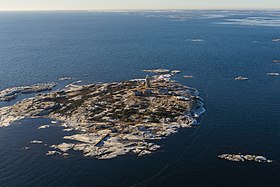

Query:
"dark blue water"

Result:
[[0, 11, 279, 187]]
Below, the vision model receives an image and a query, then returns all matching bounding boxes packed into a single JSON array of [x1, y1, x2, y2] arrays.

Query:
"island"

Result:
[[219, 154, 272, 163], [267, 72, 280, 76], [234, 76, 249, 81], [272, 60, 280, 63], [0, 70, 205, 159], [272, 38, 280, 42]]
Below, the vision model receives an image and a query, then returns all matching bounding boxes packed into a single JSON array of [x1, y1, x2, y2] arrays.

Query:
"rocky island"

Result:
[[267, 72, 280, 76], [219, 154, 272, 163], [0, 70, 205, 159], [234, 76, 249, 81]]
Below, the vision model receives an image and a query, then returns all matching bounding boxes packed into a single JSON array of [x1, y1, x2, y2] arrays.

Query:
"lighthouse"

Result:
[[145, 75, 151, 88]]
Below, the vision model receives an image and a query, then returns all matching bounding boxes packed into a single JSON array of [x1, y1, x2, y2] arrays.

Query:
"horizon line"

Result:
[[0, 8, 280, 12]]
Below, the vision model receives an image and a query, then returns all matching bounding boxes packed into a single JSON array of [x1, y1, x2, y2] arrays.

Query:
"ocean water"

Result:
[[0, 10, 280, 187]]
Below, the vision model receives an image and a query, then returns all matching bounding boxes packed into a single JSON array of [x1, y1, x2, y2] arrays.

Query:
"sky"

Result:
[[0, 0, 279, 11]]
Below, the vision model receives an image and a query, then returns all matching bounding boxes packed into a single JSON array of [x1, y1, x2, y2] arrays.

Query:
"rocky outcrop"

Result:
[[46, 150, 62, 156], [234, 76, 249, 81], [272, 60, 280, 63], [142, 69, 170, 74], [183, 75, 194, 79], [218, 154, 273, 163], [0, 83, 56, 102], [272, 38, 280, 42], [267, 72, 279, 76], [186, 39, 204, 42], [171, 70, 181, 74], [38, 125, 50, 129], [58, 77, 75, 81], [30, 140, 43, 144], [51, 143, 75, 152]]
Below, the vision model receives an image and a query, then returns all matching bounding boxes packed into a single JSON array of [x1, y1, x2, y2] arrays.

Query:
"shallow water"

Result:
[[0, 10, 280, 187]]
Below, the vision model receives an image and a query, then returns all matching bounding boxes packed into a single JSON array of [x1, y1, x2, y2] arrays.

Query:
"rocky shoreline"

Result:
[[0, 70, 205, 159], [0, 83, 56, 102]]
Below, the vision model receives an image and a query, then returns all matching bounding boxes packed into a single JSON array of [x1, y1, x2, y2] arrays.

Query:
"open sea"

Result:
[[0, 10, 280, 187]]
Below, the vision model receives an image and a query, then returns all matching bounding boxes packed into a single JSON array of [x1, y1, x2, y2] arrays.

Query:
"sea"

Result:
[[0, 10, 279, 187]]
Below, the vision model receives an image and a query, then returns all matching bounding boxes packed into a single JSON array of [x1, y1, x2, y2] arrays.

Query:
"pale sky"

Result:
[[0, 0, 279, 11]]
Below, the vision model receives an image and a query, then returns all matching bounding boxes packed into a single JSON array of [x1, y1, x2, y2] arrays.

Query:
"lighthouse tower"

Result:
[[145, 75, 151, 88]]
